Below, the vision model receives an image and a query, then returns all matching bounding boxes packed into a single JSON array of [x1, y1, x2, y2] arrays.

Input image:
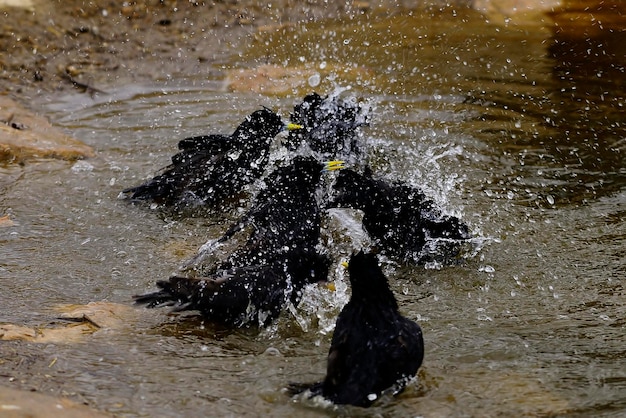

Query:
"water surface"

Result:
[[1, 7, 625, 417]]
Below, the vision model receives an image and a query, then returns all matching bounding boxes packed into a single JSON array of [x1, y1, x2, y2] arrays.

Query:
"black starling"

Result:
[[122, 108, 300, 210], [329, 168, 471, 264], [289, 251, 424, 407], [134, 156, 343, 327], [285, 93, 369, 163], [133, 248, 331, 327], [184, 156, 344, 272]]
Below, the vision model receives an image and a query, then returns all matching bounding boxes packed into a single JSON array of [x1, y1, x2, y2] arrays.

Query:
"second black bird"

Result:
[[122, 108, 297, 210], [285, 93, 368, 163], [134, 156, 341, 327], [329, 168, 472, 264]]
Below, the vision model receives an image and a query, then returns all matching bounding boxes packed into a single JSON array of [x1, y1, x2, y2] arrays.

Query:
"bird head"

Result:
[[346, 251, 398, 308]]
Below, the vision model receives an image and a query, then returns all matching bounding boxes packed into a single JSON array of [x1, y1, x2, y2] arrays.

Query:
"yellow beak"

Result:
[[323, 160, 346, 171], [285, 122, 304, 131]]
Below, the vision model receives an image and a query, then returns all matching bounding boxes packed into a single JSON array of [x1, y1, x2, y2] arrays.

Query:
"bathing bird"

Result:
[[134, 156, 342, 327], [184, 156, 345, 273], [288, 250, 424, 407], [122, 108, 301, 210], [329, 168, 471, 264], [133, 248, 331, 327], [284, 93, 369, 163]]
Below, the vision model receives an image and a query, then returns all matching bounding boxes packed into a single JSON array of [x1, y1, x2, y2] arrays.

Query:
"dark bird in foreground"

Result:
[[285, 93, 369, 163], [288, 251, 424, 407], [329, 168, 472, 264], [134, 248, 331, 327], [184, 156, 344, 273], [122, 108, 300, 210]]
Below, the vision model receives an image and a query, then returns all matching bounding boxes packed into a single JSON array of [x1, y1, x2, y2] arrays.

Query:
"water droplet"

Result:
[[480, 265, 495, 273], [263, 347, 282, 356], [71, 161, 94, 173], [308, 73, 321, 87]]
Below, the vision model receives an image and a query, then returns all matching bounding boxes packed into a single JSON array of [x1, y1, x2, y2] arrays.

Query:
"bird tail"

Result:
[[133, 276, 197, 310]]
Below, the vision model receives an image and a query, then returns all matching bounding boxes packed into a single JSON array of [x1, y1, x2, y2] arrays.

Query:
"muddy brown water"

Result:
[[2, 9, 625, 417]]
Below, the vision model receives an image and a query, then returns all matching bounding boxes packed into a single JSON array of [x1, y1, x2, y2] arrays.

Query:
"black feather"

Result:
[[289, 251, 424, 407], [122, 108, 285, 209], [285, 93, 368, 162], [329, 168, 471, 264], [189, 155, 330, 271], [134, 249, 331, 327]]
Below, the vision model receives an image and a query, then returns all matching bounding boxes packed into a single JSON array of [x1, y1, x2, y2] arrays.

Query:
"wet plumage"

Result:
[[285, 93, 368, 162], [122, 108, 288, 209], [133, 249, 330, 327], [289, 251, 424, 407], [134, 156, 338, 327], [186, 156, 338, 272], [329, 168, 471, 264]]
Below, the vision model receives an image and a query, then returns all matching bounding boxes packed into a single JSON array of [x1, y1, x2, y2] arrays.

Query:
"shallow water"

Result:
[[2, 7, 625, 417]]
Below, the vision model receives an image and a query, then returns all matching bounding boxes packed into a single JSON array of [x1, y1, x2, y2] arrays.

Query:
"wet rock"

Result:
[[0, 323, 92, 344], [0, 302, 139, 344], [0, 96, 94, 163], [0, 386, 110, 418], [225, 64, 373, 96], [0, 214, 15, 227], [473, 0, 561, 26], [0, 0, 34, 9], [57, 301, 138, 330], [226, 64, 318, 95]]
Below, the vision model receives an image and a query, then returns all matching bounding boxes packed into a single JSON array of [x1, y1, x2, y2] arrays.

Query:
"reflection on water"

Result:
[[1, 6, 625, 417]]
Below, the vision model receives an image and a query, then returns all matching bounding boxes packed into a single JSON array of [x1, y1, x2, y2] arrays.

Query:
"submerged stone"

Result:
[[0, 96, 95, 163], [0, 386, 110, 418], [225, 64, 373, 96], [0, 302, 139, 344]]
